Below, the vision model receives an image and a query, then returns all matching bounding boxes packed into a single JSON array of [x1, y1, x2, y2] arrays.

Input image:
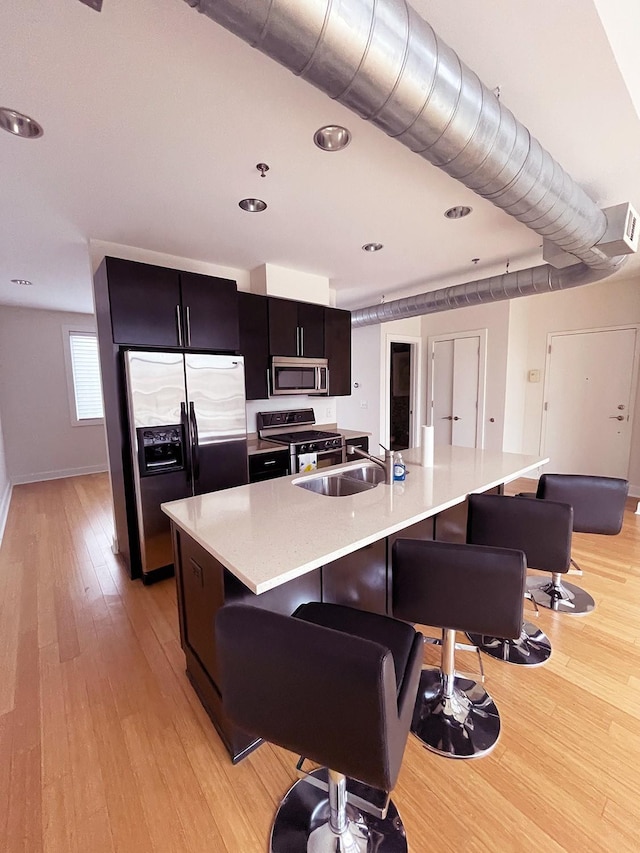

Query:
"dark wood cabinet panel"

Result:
[[103, 257, 239, 351], [180, 271, 239, 351], [322, 539, 388, 615], [248, 449, 290, 482], [107, 257, 181, 347], [268, 297, 299, 356], [176, 531, 226, 685], [238, 292, 269, 399], [324, 307, 351, 395], [297, 302, 325, 357], [346, 436, 369, 454], [268, 297, 325, 357]]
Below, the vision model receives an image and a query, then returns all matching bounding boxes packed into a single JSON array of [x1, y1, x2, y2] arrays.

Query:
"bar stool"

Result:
[[216, 602, 423, 853], [392, 539, 526, 759], [468, 492, 594, 615], [520, 473, 628, 576], [466, 493, 552, 665]]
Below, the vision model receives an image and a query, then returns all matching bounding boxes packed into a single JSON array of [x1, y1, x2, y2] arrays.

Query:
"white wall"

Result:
[[420, 301, 511, 451], [336, 324, 384, 450], [0, 306, 108, 483], [0, 406, 11, 544]]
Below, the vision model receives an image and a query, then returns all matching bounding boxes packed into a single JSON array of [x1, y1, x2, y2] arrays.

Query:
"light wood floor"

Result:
[[0, 473, 639, 852]]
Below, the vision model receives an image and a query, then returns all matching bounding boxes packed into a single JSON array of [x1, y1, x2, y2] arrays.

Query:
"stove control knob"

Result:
[[300, 444, 307, 453]]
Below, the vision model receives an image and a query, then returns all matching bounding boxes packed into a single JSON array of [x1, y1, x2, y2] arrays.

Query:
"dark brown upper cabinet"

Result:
[[324, 307, 352, 396], [268, 297, 325, 358], [104, 257, 239, 351], [238, 291, 269, 400]]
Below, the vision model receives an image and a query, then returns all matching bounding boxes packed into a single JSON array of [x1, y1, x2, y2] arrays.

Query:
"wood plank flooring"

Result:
[[0, 473, 639, 851]]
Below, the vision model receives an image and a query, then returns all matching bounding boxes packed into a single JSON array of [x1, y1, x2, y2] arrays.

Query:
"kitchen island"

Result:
[[162, 445, 547, 761]]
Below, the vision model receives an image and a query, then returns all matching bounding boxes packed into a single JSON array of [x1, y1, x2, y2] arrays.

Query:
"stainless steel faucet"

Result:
[[347, 444, 395, 485]]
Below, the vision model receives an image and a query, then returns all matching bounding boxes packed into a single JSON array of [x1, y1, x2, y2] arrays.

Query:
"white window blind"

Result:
[[68, 332, 104, 421]]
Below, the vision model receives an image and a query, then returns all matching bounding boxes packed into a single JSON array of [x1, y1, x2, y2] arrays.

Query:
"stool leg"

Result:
[[270, 767, 409, 852], [410, 629, 501, 759], [466, 620, 552, 667], [527, 572, 595, 615]]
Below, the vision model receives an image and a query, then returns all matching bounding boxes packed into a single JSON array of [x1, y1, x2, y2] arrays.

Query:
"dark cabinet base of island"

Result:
[[170, 492, 500, 763]]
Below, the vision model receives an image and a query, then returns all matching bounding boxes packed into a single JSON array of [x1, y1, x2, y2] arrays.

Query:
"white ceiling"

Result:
[[2, 0, 640, 315]]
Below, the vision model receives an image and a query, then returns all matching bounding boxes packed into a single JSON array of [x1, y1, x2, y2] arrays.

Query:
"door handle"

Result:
[[609, 415, 625, 421], [441, 416, 453, 420], [176, 305, 184, 347], [453, 416, 461, 421], [184, 305, 191, 347]]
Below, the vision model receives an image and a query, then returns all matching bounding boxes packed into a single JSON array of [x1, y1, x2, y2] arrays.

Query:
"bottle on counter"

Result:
[[393, 451, 406, 482]]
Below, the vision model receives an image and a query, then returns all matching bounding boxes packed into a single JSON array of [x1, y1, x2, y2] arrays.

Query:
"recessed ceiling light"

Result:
[[314, 125, 351, 151], [444, 205, 472, 219], [0, 108, 43, 139], [11, 278, 33, 286], [239, 198, 267, 212], [362, 242, 383, 252]]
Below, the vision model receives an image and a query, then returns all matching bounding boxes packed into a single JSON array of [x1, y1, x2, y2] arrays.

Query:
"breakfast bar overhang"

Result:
[[162, 445, 548, 762]]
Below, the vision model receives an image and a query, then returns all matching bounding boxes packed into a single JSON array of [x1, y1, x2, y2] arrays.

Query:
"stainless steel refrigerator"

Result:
[[125, 350, 248, 579]]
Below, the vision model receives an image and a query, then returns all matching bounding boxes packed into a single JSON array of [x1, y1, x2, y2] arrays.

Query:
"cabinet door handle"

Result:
[[299, 326, 304, 356], [176, 305, 184, 347], [296, 325, 301, 356], [184, 305, 191, 347]]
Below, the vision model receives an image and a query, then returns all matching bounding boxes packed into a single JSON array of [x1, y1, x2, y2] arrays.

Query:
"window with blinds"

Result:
[[67, 331, 104, 423]]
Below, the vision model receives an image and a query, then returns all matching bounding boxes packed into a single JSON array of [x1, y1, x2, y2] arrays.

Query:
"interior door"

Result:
[[541, 327, 638, 477], [431, 334, 481, 447]]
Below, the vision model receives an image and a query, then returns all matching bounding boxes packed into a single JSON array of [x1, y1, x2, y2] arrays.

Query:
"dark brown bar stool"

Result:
[[216, 602, 423, 853], [519, 473, 629, 578], [392, 539, 526, 759], [468, 492, 593, 617]]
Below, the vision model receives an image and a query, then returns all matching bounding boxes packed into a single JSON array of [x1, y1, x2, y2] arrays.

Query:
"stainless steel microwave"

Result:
[[269, 356, 329, 396]]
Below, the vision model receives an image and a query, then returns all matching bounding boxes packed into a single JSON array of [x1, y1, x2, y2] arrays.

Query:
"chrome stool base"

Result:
[[466, 621, 552, 667], [411, 667, 500, 759], [271, 769, 407, 853], [527, 576, 595, 615]]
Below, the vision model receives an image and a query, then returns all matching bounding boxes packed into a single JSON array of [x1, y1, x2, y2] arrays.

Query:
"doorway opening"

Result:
[[383, 335, 422, 452]]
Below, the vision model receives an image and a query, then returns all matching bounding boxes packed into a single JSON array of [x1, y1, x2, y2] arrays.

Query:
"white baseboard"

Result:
[[12, 464, 108, 485], [0, 480, 13, 546], [629, 483, 640, 500]]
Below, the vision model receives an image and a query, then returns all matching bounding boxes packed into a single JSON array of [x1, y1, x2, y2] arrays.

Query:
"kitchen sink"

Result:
[[341, 463, 386, 486], [294, 464, 384, 497], [295, 475, 374, 496]]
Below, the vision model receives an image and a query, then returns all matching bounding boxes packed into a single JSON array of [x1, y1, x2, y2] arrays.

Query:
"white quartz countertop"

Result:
[[162, 445, 547, 595]]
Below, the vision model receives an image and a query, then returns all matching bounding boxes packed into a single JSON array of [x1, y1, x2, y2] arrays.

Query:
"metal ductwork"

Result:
[[185, 0, 633, 326], [350, 262, 612, 327]]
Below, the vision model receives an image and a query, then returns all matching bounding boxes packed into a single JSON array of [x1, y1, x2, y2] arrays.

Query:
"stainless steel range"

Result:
[[257, 408, 345, 473]]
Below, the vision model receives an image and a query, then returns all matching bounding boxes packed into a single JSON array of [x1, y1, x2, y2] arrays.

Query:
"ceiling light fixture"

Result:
[[239, 198, 267, 212], [362, 242, 383, 252], [313, 125, 351, 151], [0, 108, 43, 139], [11, 278, 33, 286], [444, 205, 472, 219]]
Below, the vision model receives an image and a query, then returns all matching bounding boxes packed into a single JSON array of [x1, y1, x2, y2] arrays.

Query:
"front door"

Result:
[[541, 327, 638, 477]]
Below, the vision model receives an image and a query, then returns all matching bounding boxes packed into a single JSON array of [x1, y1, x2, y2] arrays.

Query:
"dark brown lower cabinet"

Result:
[[322, 539, 387, 615], [172, 525, 321, 762]]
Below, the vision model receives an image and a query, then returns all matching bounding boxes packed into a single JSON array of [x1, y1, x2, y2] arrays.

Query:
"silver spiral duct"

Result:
[[185, 0, 628, 326], [350, 262, 611, 327]]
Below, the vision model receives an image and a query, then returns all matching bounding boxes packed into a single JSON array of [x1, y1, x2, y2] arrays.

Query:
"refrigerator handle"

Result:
[[180, 402, 192, 483], [189, 401, 200, 482]]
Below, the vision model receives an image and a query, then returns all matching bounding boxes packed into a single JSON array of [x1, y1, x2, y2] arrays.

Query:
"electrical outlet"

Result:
[[325, 407, 332, 418], [360, 400, 368, 409]]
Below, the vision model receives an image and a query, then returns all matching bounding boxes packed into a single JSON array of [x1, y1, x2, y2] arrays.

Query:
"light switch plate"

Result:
[[528, 369, 541, 383]]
